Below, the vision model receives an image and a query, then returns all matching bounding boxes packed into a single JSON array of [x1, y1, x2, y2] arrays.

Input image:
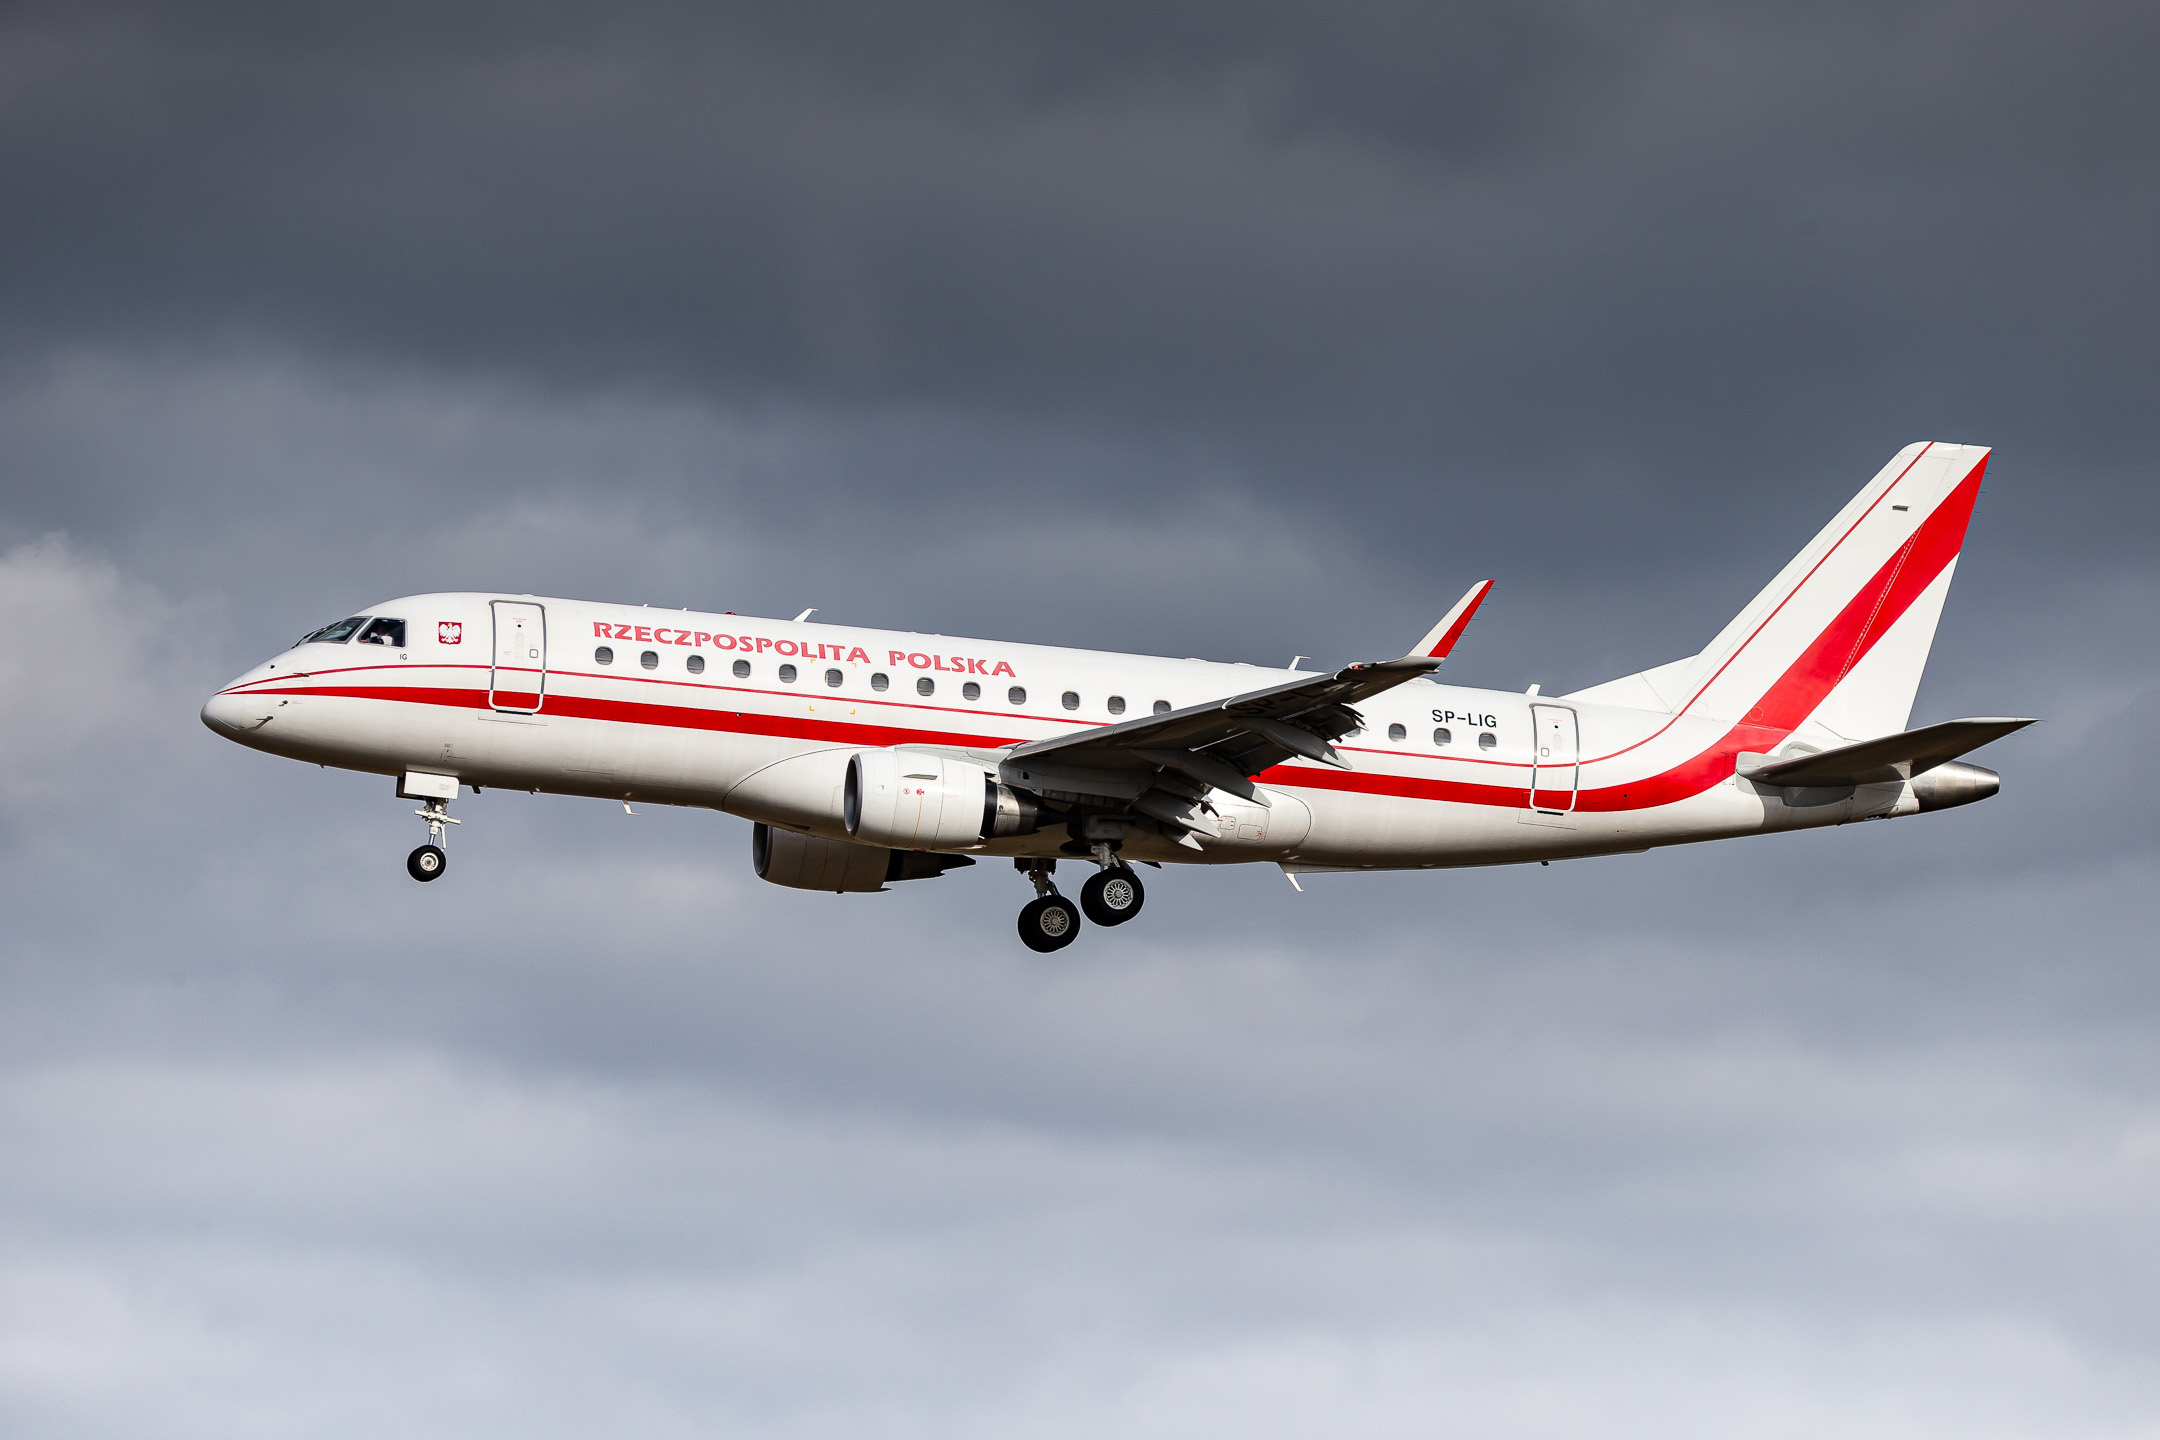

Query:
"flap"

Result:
[[998, 587, 1487, 836], [1005, 654, 1442, 794]]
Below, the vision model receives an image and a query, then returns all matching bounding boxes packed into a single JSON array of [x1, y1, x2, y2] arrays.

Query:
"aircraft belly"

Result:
[[1279, 782, 1719, 869], [1283, 787, 1533, 867], [507, 712, 765, 805], [233, 692, 436, 774]]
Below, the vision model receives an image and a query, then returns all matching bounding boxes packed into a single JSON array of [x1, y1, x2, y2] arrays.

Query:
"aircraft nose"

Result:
[[200, 690, 255, 736]]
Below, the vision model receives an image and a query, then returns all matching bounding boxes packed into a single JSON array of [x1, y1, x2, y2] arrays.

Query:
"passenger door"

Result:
[[489, 601, 548, 713], [1528, 703, 1579, 815]]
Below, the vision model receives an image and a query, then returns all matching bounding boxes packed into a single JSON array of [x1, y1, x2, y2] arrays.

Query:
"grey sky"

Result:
[[2, 3, 2157, 1436]]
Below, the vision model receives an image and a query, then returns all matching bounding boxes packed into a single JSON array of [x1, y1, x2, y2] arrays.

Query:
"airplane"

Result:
[[202, 441, 2031, 951]]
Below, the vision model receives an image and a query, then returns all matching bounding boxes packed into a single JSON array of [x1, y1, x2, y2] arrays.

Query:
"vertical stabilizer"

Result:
[[1647, 443, 1989, 738]]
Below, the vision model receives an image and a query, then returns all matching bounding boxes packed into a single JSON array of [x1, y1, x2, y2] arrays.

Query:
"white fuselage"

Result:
[[201, 592, 1919, 872]]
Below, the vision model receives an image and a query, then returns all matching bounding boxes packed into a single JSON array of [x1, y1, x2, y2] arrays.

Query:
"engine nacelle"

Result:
[[753, 822, 889, 891], [752, 823, 974, 892], [845, 748, 1040, 849]]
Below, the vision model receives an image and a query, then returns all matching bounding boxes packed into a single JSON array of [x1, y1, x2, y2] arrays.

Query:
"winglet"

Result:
[[1411, 581, 1494, 661]]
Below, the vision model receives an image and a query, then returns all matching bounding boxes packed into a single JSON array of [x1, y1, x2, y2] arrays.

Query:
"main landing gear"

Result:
[[1015, 849, 1147, 952], [1017, 860, 1079, 952], [1081, 866, 1144, 927], [407, 795, 459, 883]]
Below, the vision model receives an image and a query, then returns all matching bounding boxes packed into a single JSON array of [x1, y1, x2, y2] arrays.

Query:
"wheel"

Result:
[[1080, 867, 1145, 926], [1018, 895, 1081, 952], [407, 844, 447, 882]]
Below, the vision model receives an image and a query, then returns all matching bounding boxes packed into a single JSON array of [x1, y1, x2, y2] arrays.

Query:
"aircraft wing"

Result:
[[999, 586, 1493, 844], [1000, 656, 1437, 841], [1009, 653, 1440, 782], [998, 586, 1492, 845], [1741, 717, 2036, 787]]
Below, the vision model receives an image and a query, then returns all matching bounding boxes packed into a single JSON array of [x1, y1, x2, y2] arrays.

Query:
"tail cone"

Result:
[[1911, 761, 1999, 813]]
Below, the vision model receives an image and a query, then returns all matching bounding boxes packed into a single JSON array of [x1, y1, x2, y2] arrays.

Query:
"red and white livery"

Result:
[[203, 442, 2031, 949]]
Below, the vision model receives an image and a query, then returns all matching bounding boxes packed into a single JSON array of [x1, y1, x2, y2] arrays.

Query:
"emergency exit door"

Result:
[[489, 601, 548, 713], [1528, 703, 1579, 814]]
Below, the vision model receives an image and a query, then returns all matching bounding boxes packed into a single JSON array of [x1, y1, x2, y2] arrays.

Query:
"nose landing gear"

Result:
[[407, 795, 459, 883], [1016, 859, 1080, 952]]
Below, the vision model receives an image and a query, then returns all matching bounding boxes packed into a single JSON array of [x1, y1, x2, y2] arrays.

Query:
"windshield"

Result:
[[356, 617, 406, 647], [295, 616, 369, 647]]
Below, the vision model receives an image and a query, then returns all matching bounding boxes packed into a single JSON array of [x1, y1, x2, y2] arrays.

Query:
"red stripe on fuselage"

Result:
[[262, 682, 1025, 753], [250, 457, 1986, 817], [1571, 450, 1985, 810], [1252, 455, 1979, 812]]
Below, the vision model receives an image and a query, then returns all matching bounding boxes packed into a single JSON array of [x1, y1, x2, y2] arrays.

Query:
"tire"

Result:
[[1018, 895, 1081, 952], [407, 844, 447, 882], [1080, 867, 1145, 927]]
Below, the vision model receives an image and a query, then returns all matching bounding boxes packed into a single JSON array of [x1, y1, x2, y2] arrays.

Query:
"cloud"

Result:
[[0, 534, 219, 814], [3, 1, 2156, 463]]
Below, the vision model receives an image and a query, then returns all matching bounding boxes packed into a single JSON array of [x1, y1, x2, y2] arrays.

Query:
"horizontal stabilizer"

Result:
[[1741, 717, 2035, 787]]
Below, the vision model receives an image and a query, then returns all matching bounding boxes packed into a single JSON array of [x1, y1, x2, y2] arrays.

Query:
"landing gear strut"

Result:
[[1078, 840, 1145, 926], [1016, 859, 1080, 953], [407, 796, 459, 883]]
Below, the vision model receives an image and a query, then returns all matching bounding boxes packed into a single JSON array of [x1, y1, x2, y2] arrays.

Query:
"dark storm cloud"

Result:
[[4, 1, 2154, 438], [0, 0, 2152, 681]]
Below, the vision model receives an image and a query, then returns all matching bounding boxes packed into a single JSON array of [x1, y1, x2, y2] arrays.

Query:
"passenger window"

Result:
[[356, 618, 406, 647], [962, 681, 981, 701], [1388, 723, 1407, 741], [1008, 687, 1027, 705], [595, 646, 614, 666], [917, 677, 935, 697], [824, 668, 842, 687], [1107, 696, 1126, 715], [686, 655, 705, 674], [1478, 731, 1496, 750], [871, 672, 889, 692], [733, 659, 751, 679], [640, 650, 658, 670], [779, 664, 798, 683], [297, 616, 368, 646], [1433, 727, 1452, 746], [1153, 700, 1171, 715], [1061, 691, 1079, 711]]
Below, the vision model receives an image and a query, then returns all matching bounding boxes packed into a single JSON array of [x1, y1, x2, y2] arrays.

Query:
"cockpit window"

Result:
[[296, 616, 369, 646], [356, 618, 406, 647]]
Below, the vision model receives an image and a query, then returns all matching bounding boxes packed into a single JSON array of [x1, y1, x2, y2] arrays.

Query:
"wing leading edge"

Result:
[[1001, 585, 1492, 845]]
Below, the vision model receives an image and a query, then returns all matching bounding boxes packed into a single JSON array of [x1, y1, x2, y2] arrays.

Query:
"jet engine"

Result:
[[845, 748, 1040, 849], [752, 822, 974, 893]]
